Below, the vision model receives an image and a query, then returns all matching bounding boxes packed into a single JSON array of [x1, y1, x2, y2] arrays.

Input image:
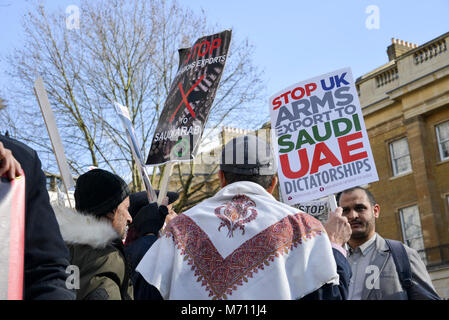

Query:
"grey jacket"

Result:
[[361, 233, 438, 300]]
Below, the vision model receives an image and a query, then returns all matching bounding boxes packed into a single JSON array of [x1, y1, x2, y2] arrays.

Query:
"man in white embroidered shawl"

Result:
[[137, 135, 352, 300]]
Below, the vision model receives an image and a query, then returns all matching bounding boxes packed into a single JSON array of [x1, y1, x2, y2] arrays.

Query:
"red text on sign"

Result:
[[185, 39, 222, 64], [272, 82, 317, 110], [279, 131, 368, 179]]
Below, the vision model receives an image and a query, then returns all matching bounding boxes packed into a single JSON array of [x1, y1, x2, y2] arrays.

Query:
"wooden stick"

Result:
[[34, 77, 75, 208], [327, 194, 338, 212], [157, 162, 174, 206]]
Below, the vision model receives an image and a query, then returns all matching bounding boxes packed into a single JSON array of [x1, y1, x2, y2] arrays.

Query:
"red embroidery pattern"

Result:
[[214, 194, 258, 237], [165, 212, 324, 300]]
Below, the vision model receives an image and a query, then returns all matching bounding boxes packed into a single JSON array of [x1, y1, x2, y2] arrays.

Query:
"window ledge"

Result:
[[436, 158, 449, 166], [389, 171, 413, 181]]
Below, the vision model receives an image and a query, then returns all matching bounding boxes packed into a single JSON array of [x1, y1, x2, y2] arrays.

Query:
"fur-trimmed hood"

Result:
[[53, 205, 120, 249]]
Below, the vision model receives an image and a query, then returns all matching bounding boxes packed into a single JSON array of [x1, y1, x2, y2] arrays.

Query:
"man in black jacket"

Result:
[[0, 135, 75, 299]]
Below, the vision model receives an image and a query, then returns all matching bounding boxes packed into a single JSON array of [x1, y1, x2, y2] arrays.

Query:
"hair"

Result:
[[336, 186, 377, 206], [222, 171, 275, 189]]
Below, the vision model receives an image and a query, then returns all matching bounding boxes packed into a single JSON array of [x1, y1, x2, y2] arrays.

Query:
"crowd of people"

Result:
[[0, 133, 441, 300]]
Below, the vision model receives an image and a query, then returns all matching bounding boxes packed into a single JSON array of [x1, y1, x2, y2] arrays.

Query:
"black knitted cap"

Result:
[[74, 169, 130, 216]]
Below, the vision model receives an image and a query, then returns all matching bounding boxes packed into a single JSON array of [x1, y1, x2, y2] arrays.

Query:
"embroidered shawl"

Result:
[[136, 181, 338, 300]]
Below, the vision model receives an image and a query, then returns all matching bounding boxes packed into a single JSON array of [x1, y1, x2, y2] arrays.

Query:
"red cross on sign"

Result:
[[169, 75, 205, 123]]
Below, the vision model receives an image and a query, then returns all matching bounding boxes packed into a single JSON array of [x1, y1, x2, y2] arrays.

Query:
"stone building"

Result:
[[356, 32, 449, 297]]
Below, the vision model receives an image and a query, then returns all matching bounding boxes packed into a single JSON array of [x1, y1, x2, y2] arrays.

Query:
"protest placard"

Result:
[[292, 200, 329, 222], [146, 30, 232, 166], [114, 102, 157, 202], [0, 176, 25, 300], [269, 67, 378, 204]]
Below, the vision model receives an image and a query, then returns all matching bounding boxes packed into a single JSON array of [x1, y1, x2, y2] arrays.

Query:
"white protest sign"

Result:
[[294, 200, 328, 216], [292, 200, 329, 222], [114, 102, 157, 203], [269, 67, 378, 204]]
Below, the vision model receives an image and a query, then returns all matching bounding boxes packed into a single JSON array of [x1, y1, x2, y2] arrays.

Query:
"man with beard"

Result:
[[53, 169, 134, 300], [53, 168, 174, 300], [337, 186, 439, 300]]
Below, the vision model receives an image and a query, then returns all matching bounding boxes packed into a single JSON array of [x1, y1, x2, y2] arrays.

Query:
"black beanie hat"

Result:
[[74, 169, 131, 217]]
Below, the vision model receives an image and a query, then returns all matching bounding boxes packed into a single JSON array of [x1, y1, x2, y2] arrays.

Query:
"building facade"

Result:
[[356, 32, 449, 297]]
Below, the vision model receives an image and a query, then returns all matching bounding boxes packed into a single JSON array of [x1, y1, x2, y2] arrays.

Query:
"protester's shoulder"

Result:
[[382, 236, 417, 256], [97, 247, 127, 273], [280, 211, 326, 238], [292, 211, 324, 227], [383, 237, 424, 265], [70, 243, 113, 261], [0, 135, 36, 160], [72, 243, 125, 274], [401, 242, 423, 262]]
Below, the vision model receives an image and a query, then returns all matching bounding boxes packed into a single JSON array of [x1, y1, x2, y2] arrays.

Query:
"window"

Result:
[[436, 120, 449, 161], [399, 205, 426, 264], [389, 138, 412, 176], [45, 176, 53, 191]]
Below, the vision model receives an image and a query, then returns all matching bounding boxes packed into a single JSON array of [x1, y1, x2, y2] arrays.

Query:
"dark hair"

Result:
[[336, 186, 377, 206], [222, 171, 275, 189]]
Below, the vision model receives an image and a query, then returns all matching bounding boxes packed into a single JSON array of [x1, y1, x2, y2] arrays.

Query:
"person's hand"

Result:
[[164, 206, 178, 225], [131, 202, 169, 237], [323, 207, 352, 246], [0, 142, 22, 180]]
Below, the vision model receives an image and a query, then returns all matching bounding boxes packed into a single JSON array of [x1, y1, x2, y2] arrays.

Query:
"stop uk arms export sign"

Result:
[[269, 67, 379, 204]]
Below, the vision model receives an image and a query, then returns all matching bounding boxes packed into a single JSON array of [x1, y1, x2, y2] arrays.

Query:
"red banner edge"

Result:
[[7, 176, 25, 300]]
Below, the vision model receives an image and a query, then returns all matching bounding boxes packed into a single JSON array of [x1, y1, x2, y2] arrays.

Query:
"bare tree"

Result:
[[0, 95, 9, 135], [3, 0, 265, 204], [0, 97, 6, 114]]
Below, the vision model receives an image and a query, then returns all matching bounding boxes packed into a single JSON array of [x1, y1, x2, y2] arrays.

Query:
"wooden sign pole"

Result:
[[34, 77, 75, 208], [157, 162, 174, 206]]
